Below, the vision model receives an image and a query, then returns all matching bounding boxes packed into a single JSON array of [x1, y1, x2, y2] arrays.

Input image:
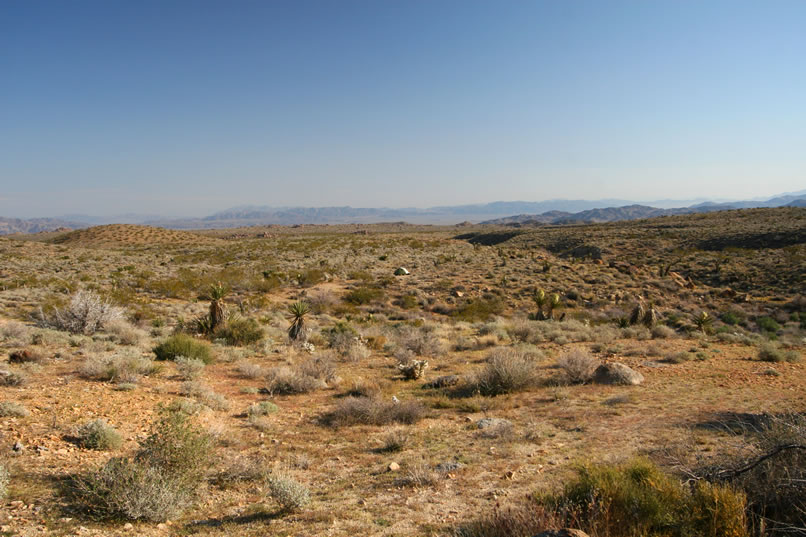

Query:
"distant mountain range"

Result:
[[1, 190, 804, 235]]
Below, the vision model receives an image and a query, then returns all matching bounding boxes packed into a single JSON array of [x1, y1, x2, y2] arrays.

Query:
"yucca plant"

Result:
[[208, 283, 227, 332], [694, 311, 713, 333], [629, 302, 646, 326], [287, 301, 310, 342], [643, 304, 659, 328]]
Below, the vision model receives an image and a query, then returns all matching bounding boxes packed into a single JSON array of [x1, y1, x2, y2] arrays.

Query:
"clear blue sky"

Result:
[[1, 0, 804, 217]]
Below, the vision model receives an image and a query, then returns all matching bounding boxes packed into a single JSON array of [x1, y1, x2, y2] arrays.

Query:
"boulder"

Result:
[[394, 267, 410, 276], [592, 363, 644, 386]]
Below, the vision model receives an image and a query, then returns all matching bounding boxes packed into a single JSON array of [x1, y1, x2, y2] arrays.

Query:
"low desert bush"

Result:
[[392, 324, 443, 357], [266, 357, 336, 395], [0, 464, 7, 499], [153, 334, 212, 364], [556, 349, 599, 384], [235, 360, 265, 379], [651, 324, 676, 339], [0, 368, 27, 386], [266, 473, 310, 512], [175, 356, 206, 380], [323, 396, 426, 427], [180, 382, 230, 411], [469, 348, 539, 396], [757, 342, 800, 363], [0, 401, 30, 417], [43, 290, 124, 335], [76, 419, 123, 450], [663, 351, 692, 364], [68, 410, 213, 521], [79, 354, 158, 383], [248, 401, 278, 418], [103, 319, 145, 346]]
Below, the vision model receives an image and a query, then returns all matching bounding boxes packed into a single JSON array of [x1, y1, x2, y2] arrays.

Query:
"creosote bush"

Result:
[[459, 458, 748, 537], [215, 317, 264, 346], [79, 354, 158, 383], [153, 334, 213, 364], [69, 410, 213, 521], [175, 356, 206, 380]]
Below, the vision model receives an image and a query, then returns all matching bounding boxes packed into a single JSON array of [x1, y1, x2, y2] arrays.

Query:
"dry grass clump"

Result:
[[469, 348, 540, 396], [395, 461, 440, 488], [0, 401, 30, 417], [75, 419, 123, 450], [68, 410, 213, 522], [79, 353, 158, 383], [379, 428, 410, 452], [266, 356, 336, 395], [556, 349, 599, 384], [43, 290, 124, 335], [323, 396, 426, 427]]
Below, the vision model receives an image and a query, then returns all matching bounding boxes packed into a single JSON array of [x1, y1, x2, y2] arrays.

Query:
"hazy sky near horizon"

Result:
[[1, 0, 804, 217]]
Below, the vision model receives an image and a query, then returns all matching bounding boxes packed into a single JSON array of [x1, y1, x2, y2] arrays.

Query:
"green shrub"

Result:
[[153, 334, 213, 364], [540, 458, 747, 537], [175, 356, 206, 381], [720, 311, 742, 326], [215, 317, 264, 346], [756, 316, 781, 333], [344, 286, 384, 305], [247, 401, 278, 418], [76, 419, 123, 451], [452, 297, 504, 322], [756, 342, 797, 363]]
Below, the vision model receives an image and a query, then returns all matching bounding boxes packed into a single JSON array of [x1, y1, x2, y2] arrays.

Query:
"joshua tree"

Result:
[[533, 289, 547, 320], [287, 301, 310, 342], [629, 302, 646, 326], [208, 283, 226, 332], [643, 304, 659, 328], [547, 293, 561, 320]]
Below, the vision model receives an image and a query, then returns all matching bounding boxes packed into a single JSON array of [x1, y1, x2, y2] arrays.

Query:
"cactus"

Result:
[[287, 301, 311, 341], [208, 282, 226, 332], [629, 302, 646, 326]]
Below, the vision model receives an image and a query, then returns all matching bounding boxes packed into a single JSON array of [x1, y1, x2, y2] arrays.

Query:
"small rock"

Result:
[[12, 442, 24, 452], [387, 462, 400, 472], [123, 522, 134, 530], [505, 470, 516, 480]]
